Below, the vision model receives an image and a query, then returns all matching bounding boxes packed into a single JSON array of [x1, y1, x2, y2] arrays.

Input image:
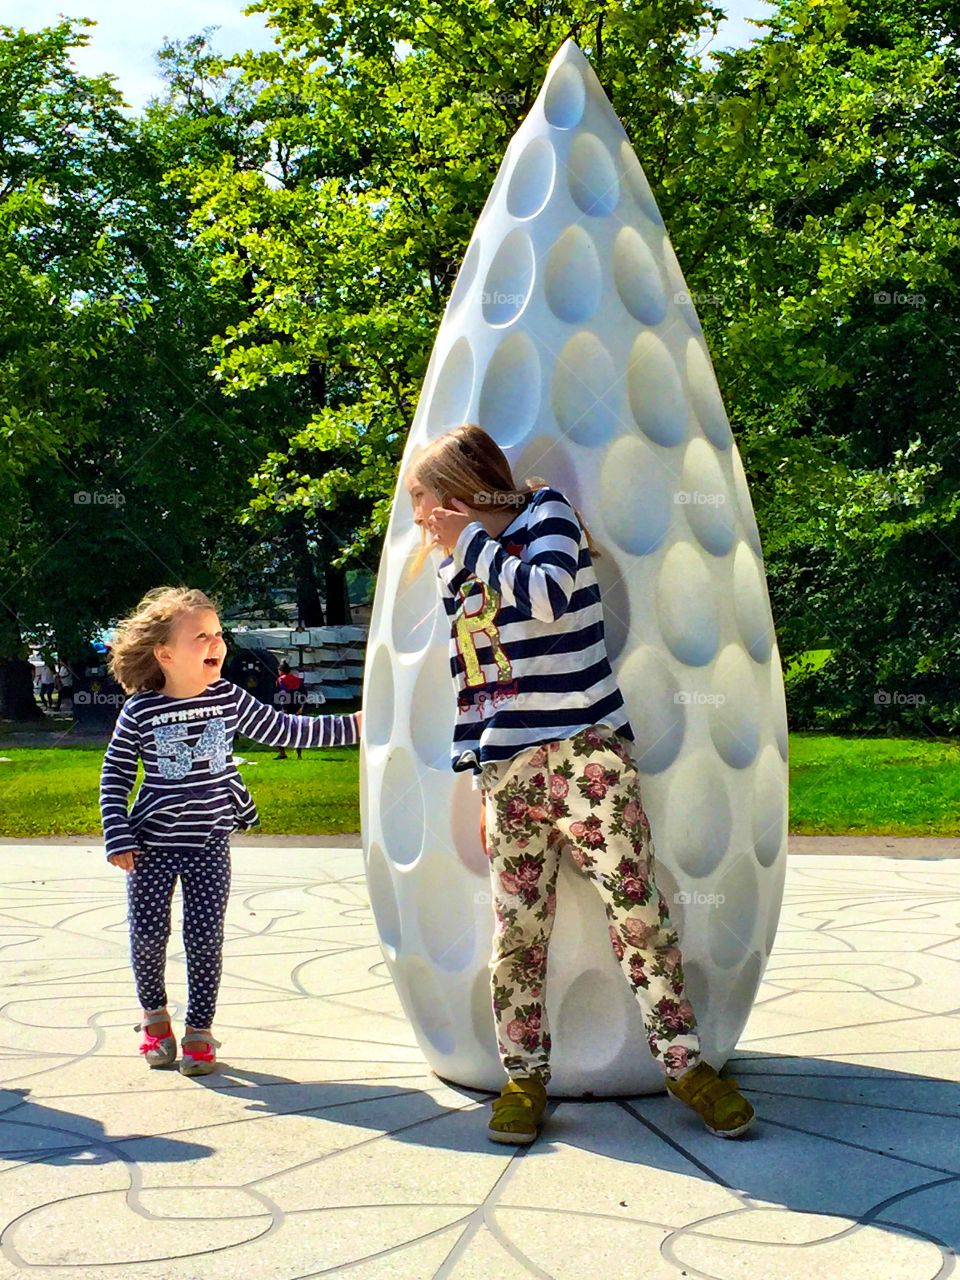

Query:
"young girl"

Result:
[[404, 424, 755, 1143], [100, 585, 362, 1076]]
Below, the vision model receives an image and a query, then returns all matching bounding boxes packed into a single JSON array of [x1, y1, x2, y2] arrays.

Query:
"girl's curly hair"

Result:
[[107, 586, 220, 694]]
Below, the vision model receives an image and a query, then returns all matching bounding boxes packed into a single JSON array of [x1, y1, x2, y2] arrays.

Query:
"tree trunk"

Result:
[[324, 562, 352, 626], [0, 658, 43, 722], [0, 602, 43, 722], [290, 517, 325, 628]]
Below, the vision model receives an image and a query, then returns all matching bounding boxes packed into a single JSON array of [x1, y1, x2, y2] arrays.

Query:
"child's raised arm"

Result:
[[233, 685, 360, 750], [99, 701, 142, 863], [438, 488, 582, 623]]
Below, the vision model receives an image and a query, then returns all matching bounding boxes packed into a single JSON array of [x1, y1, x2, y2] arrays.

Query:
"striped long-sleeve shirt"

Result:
[[436, 485, 633, 783], [99, 678, 359, 859]]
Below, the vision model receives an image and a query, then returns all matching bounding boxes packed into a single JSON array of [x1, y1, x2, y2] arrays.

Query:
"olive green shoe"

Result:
[[665, 1060, 756, 1138], [487, 1075, 548, 1145]]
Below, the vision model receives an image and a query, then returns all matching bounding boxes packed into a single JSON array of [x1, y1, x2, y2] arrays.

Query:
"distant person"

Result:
[[55, 661, 74, 712], [274, 661, 305, 760], [99, 585, 362, 1076], [38, 660, 57, 708]]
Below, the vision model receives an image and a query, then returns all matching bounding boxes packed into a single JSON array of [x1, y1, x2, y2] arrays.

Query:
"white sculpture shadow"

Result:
[[360, 38, 788, 1096]]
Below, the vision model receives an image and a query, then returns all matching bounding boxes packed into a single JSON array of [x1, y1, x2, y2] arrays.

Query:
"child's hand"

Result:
[[108, 850, 137, 871], [427, 499, 474, 552], [355, 709, 363, 731]]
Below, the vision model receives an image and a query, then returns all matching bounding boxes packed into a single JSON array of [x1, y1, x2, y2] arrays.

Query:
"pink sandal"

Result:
[[179, 1031, 222, 1077], [135, 1011, 177, 1068]]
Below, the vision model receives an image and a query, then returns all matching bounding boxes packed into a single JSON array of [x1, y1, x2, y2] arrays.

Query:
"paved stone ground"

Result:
[[2, 843, 959, 1278], [6, 833, 960, 855]]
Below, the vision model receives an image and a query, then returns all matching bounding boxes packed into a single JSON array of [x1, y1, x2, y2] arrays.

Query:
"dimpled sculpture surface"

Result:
[[359, 38, 788, 1095]]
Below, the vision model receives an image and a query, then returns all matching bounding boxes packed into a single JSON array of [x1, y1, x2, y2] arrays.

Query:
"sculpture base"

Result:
[[431, 1068, 682, 1100]]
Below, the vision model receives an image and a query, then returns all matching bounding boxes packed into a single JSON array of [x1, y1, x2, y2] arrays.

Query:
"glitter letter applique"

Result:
[[154, 717, 229, 780], [454, 580, 512, 688]]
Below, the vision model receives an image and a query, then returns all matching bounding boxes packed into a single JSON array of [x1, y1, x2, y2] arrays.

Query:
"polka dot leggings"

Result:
[[126, 834, 231, 1029]]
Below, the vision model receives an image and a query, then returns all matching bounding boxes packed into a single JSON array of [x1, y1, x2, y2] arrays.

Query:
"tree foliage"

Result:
[[2, 2, 958, 730]]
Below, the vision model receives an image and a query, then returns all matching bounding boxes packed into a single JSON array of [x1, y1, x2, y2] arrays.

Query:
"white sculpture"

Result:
[[359, 38, 788, 1095]]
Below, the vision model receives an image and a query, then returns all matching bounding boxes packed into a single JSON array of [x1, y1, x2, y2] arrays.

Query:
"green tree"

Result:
[[696, 0, 960, 731], [175, 1, 732, 572], [144, 30, 364, 625], [5, 1, 958, 736], [179, 0, 959, 731], [0, 20, 144, 716], [0, 21, 272, 717]]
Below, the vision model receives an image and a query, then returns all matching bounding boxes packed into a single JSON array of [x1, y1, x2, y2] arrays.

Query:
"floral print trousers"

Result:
[[480, 723, 702, 1085]]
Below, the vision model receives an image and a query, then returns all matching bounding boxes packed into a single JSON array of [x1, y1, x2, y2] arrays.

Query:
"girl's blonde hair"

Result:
[[108, 586, 220, 694], [404, 423, 601, 580]]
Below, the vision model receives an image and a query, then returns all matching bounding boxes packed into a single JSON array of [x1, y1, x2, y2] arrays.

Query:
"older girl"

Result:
[[404, 424, 755, 1143]]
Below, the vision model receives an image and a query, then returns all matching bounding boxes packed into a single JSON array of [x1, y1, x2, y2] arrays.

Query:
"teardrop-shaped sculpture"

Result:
[[360, 38, 788, 1095]]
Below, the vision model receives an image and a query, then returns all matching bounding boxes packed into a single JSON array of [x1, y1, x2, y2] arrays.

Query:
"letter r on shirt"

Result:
[[455, 582, 512, 687]]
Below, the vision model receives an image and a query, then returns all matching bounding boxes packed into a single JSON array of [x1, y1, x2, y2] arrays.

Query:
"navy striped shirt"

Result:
[[99, 678, 359, 859], [436, 485, 634, 780]]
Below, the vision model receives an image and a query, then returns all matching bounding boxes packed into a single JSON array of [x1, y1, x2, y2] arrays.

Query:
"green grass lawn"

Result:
[[788, 732, 960, 836], [0, 730, 958, 838], [0, 739, 360, 839]]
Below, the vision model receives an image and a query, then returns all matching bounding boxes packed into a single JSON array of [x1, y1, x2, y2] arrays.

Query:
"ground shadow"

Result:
[[0, 1086, 214, 1166], [199, 1052, 959, 1261]]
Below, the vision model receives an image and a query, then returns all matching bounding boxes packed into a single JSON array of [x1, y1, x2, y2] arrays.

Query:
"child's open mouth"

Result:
[[204, 658, 220, 667]]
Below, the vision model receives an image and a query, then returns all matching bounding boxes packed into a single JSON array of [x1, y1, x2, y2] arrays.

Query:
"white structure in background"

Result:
[[360, 39, 788, 1095], [234, 626, 366, 701]]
